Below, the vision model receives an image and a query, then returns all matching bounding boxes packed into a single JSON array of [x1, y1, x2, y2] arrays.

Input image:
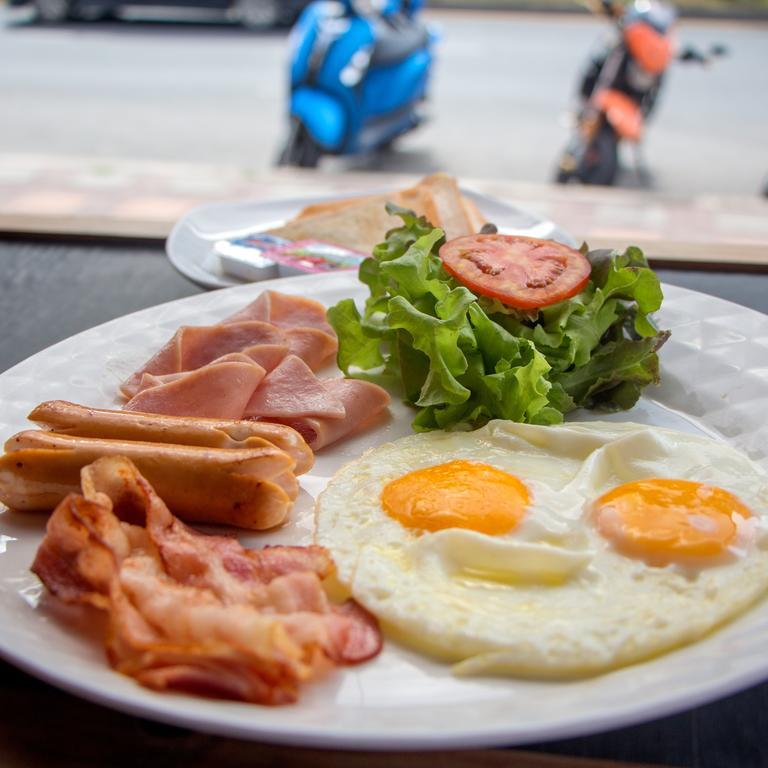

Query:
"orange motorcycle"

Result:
[[555, 0, 724, 185]]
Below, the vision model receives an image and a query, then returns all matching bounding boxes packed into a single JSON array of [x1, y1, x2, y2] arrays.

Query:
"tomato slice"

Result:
[[439, 234, 591, 310]]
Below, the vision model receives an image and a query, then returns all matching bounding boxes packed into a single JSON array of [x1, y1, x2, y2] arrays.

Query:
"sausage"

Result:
[[0, 432, 297, 530], [27, 400, 314, 474]]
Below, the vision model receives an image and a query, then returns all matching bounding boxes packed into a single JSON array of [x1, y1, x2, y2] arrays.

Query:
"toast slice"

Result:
[[266, 173, 485, 256], [293, 195, 379, 221], [266, 196, 406, 255]]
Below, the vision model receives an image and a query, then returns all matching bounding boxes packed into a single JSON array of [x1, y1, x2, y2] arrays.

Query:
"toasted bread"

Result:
[[266, 173, 485, 256], [266, 196, 403, 255], [293, 195, 379, 221], [462, 196, 487, 234], [417, 173, 474, 240]]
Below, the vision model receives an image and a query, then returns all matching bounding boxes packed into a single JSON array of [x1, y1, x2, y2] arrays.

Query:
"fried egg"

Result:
[[315, 421, 768, 678]]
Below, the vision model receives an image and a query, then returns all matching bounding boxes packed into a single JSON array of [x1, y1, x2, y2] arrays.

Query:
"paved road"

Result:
[[1, 7, 767, 195]]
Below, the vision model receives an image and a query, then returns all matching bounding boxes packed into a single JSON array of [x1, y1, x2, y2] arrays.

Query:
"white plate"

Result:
[[1, 272, 767, 751], [166, 190, 576, 289]]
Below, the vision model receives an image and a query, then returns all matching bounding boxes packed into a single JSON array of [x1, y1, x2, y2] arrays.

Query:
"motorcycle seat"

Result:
[[369, 14, 429, 67]]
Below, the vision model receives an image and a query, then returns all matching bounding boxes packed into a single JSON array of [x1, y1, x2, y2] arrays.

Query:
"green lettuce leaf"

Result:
[[327, 206, 669, 432], [326, 298, 383, 374]]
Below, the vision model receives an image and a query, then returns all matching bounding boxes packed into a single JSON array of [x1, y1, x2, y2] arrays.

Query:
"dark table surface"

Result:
[[1, 238, 767, 768]]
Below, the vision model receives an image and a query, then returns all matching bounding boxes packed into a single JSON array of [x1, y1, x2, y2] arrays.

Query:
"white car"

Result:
[[10, 0, 310, 28]]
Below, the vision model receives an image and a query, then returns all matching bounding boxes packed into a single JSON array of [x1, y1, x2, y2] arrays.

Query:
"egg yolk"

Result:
[[593, 478, 752, 564], [381, 460, 530, 535]]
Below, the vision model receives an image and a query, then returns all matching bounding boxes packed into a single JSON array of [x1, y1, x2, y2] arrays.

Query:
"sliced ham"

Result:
[[121, 322, 284, 398], [273, 378, 391, 451], [113, 291, 392, 452], [119, 359, 391, 453], [136, 372, 175, 391], [224, 290, 335, 337], [121, 291, 337, 401], [220, 292, 337, 370], [124, 360, 265, 419], [244, 355, 346, 420], [130, 353, 265, 395], [240, 343, 289, 372], [283, 327, 338, 371], [31, 456, 382, 704], [178, 323, 284, 370]]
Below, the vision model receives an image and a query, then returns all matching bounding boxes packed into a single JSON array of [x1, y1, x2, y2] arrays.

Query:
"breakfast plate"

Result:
[[166, 190, 576, 289], [0, 272, 767, 750]]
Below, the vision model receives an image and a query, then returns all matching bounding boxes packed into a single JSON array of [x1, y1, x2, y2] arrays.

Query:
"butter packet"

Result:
[[264, 240, 367, 276], [215, 234, 290, 281]]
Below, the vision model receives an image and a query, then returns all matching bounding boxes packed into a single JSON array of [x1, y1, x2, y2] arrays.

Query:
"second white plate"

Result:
[[166, 189, 575, 289]]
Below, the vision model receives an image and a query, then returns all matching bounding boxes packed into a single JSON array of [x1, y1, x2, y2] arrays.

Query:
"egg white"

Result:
[[315, 421, 768, 678]]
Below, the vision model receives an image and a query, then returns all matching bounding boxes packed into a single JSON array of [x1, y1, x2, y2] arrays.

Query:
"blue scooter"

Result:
[[278, 0, 435, 167]]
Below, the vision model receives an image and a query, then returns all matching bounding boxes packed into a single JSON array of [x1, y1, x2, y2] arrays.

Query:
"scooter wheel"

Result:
[[553, 151, 578, 185], [74, 1, 115, 21], [579, 122, 619, 186], [233, 0, 279, 30], [34, 0, 73, 22], [277, 119, 322, 169]]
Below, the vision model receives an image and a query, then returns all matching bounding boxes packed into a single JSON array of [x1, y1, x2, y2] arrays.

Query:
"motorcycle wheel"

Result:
[[34, 0, 72, 22], [556, 122, 619, 186], [277, 120, 322, 169], [554, 164, 574, 184], [579, 121, 619, 186], [74, 1, 114, 20], [233, 0, 279, 30]]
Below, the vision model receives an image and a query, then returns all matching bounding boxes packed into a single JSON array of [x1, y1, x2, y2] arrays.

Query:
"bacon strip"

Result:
[[31, 456, 382, 705]]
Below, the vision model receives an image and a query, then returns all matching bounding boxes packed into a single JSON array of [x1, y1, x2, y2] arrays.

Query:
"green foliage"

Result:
[[328, 207, 670, 432]]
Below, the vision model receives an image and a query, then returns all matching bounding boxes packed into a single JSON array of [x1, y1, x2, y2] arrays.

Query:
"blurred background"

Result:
[[1, 0, 766, 197]]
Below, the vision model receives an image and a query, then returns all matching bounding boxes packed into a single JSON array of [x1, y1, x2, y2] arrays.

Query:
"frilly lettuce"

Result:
[[327, 204, 669, 431]]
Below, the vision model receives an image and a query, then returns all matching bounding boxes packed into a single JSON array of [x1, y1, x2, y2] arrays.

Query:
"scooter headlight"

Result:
[[340, 45, 372, 86]]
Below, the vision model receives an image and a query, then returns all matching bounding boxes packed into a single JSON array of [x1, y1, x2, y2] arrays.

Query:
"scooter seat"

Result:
[[370, 14, 429, 67]]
